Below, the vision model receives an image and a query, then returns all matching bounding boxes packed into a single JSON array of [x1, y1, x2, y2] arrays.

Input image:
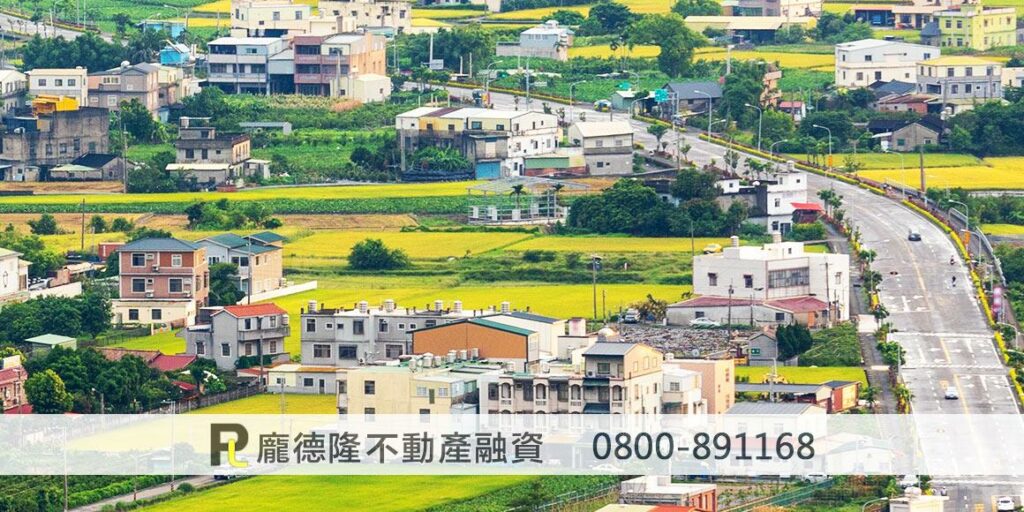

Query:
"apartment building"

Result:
[[300, 299, 491, 367], [342, 360, 504, 415], [0, 247, 30, 305], [478, 342, 664, 415], [0, 70, 26, 117], [834, 39, 940, 88], [86, 63, 161, 114], [167, 116, 269, 187], [26, 68, 88, 104], [0, 102, 109, 182], [196, 231, 285, 296], [292, 32, 390, 101], [662, 361, 707, 414], [566, 121, 634, 176], [495, 20, 574, 61], [923, 1, 1016, 50], [916, 56, 1003, 108], [320, 0, 412, 34], [232, 0, 314, 37], [0, 355, 27, 413], [182, 303, 291, 370], [207, 36, 291, 94], [112, 238, 209, 326], [666, 358, 734, 415], [397, 107, 560, 178]]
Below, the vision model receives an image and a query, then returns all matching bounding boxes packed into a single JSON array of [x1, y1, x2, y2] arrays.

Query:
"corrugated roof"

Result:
[[726, 402, 821, 414], [505, 311, 561, 324], [119, 237, 200, 252], [571, 121, 633, 138], [217, 303, 288, 318], [583, 342, 638, 356], [151, 354, 197, 372], [469, 317, 535, 336], [766, 296, 829, 313], [25, 334, 76, 346], [248, 231, 285, 244], [201, 233, 249, 249], [736, 383, 825, 394], [662, 81, 722, 101]]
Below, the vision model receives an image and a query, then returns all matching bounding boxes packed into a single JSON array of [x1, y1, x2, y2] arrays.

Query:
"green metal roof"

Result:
[[202, 233, 249, 249], [248, 231, 285, 244], [468, 317, 535, 336]]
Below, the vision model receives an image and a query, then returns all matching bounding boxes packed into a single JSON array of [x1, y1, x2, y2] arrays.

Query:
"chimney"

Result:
[[384, 299, 395, 312], [453, 300, 463, 314], [307, 300, 318, 313], [358, 300, 369, 314], [731, 235, 740, 248], [771, 231, 782, 243], [500, 301, 511, 314], [434, 299, 444, 312]]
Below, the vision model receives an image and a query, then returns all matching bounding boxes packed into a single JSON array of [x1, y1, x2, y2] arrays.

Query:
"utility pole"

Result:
[[591, 255, 602, 320], [79, 199, 86, 252], [727, 283, 734, 327], [919, 144, 926, 193]]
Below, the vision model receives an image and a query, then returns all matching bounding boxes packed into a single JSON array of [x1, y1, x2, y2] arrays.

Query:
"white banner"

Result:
[[0, 414, 1022, 476]]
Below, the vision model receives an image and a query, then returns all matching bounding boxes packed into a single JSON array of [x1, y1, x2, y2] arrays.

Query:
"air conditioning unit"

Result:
[[145, 292, 154, 298], [152, 265, 159, 271]]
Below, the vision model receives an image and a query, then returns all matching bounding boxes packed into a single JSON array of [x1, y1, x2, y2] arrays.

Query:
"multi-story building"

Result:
[[0, 70, 26, 118], [661, 81, 722, 116], [495, 20, 574, 61], [716, 167, 808, 234], [834, 39, 940, 88], [292, 32, 390, 101], [207, 36, 291, 94], [668, 235, 851, 327], [566, 121, 634, 176], [666, 358, 734, 414], [661, 360, 707, 414], [479, 341, 664, 414], [166, 116, 269, 187], [25, 68, 88, 104], [196, 231, 285, 296], [231, 0, 314, 37], [923, 1, 1016, 50], [916, 56, 1003, 107], [182, 303, 291, 370], [723, 0, 821, 16], [111, 238, 210, 326], [396, 107, 560, 178], [300, 299, 492, 367], [0, 247, 30, 305], [0, 101, 109, 182], [619, 476, 718, 511], [86, 63, 161, 114], [0, 354, 28, 413], [319, 0, 412, 35], [412, 316, 542, 372], [342, 360, 503, 415]]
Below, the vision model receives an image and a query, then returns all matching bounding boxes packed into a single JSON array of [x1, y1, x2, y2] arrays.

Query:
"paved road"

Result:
[[0, 12, 89, 40], [72, 476, 215, 511]]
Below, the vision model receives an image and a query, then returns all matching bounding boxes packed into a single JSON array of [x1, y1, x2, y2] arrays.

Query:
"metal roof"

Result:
[[504, 311, 561, 324], [468, 317, 535, 336], [662, 81, 723, 101], [201, 233, 249, 249], [726, 402, 821, 414], [119, 237, 200, 252], [25, 334, 76, 346], [583, 342, 638, 357], [571, 121, 634, 138], [248, 231, 286, 244]]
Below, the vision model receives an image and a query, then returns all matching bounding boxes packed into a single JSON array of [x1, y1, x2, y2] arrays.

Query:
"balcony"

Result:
[[207, 72, 267, 83], [499, 398, 513, 407], [237, 326, 290, 341], [583, 145, 632, 156]]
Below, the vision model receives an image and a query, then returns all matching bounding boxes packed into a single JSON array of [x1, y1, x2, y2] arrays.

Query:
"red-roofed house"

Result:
[[0, 356, 28, 413], [97, 347, 197, 373], [791, 201, 824, 223], [778, 100, 806, 121], [182, 303, 291, 370]]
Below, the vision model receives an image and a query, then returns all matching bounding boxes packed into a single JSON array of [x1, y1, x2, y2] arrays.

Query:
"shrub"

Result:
[[348, 238, 411, 270], [521, 250, 556, 263]]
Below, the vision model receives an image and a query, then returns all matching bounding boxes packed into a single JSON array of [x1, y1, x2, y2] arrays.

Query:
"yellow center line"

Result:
[[953, 374, 970, 415]]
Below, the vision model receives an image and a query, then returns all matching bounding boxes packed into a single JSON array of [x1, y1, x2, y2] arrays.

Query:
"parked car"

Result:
[[908, 230, 922, 241], [803, 472, 829, 483], [593, 100, 611, 112], [997, 497, 1016, 511], [703, 243, 723, 254], [944, 386, 959, 400], [690, 317, 721, 328], [622, 308, 640, 324]]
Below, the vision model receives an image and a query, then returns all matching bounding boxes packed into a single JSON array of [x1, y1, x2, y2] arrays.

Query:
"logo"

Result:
[[210, 423, 249, 468]]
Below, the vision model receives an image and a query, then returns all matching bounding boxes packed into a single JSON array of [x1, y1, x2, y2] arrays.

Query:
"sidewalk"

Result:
[[72, 476, 214, 512]]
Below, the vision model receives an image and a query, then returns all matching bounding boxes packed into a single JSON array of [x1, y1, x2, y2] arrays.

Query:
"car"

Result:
[[899, 475, 920, 488], [703, 243, 723, 254], [803, 472, 829, 483], [944, 386, 959, 400], [908, 230, 922, 241], [690, 317, 721, 328], [592, 463, 624, 473], [622, 308, 640, 324], [997, 497, 1016, 511], [593, 100, 611, 112]]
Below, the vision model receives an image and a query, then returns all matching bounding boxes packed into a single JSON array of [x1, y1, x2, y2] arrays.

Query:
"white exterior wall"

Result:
[[27, 69, 89, 104], [489, 314, 565, 355], [835, 41, 940, 88], [666, 303, 794, 326], [764, 171, 808, 217]]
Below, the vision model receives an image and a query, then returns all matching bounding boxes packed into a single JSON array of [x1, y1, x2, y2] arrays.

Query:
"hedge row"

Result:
[[0, 196, 469, 215], [443, 81, 573, 106], [68, 476, 171, 509]]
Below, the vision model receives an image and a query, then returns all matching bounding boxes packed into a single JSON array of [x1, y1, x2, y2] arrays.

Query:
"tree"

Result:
[[581, 1, 634, 35], [77, 288, 112, 338], [0, 228, 63, 279], [348, 239, 411, 270], [508, 480, 550, 511], [861, 385, 879, 410], [27, 213, 60, 235], [799, 111, 855, 149], [111, 217, 134, 232], [21, 33, 126, 71], [647, 124, 669, 150], [774, 25, 806, 44], [118, 99, 167, 143], [760, 110, 795, 146], [25, 370, 73, 414], [627, 14, 704, 78], [672, 169, 719, 201], [88, 215, 107, 234], [672, 0, 720, 17], [544, 9, 586, 25], [719, 61, 767, 129], [209, 263, 245, 306], [113, 13, 131, 35]]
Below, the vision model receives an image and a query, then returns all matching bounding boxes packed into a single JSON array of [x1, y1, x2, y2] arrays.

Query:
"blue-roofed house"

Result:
[[196, 232, 285, 296]]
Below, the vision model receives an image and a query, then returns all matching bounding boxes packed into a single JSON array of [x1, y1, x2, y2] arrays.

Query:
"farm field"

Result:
[[823, 2, 855, 13], [569, 44, 660, 59], [736, 366, 868, 386], [981, 224, 1024, 236], [191, 393, 338, 414], [785, 152, 982, 170], [412, 8, 484, 19], [137, 213, 417, 231], [412, 18, 452, 28], [285, 231, 535, 260], [858, 158, 1024, 190], [0, 213, 147, 233], [194, 0, 317, 13], [109, 329, 184, 355], [505, 235, 732, 253], [0, 181, 124, 194], [140, 476, 535, 512], [697, 48, 835, 70], [488, 5, 591, 20]]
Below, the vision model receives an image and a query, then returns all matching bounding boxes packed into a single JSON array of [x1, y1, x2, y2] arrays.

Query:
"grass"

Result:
[[489, 5, 590, 20], [109, 329, 184, 355], [736, 366, 868, 387], [857, 157, 1024, 190], [505, 236, 732, 253], [286, 231, 536, 262], [788, 152, 982, 170], [873, 28, 921, 42], [126, 143, 174, 163], [823, 2, 856, 13], [568, 44, 660, 59], [412, 8, 483, 19], [778, 69, 834, 93], [191, 393, 338, 414], [982, 224, 1024, 236], [140, 476, 536, 512]]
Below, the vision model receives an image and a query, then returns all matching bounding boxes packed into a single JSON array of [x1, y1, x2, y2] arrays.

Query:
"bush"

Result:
[[28, 213, 61, 235], [787, 222, 827, 242], [177, 483, 195, 493], [521, 250, 556, 263], [348, 238, 411, 270]]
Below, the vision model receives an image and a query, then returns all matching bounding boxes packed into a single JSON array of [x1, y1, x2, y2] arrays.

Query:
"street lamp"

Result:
[[883, 149, 906, 198], [861, 497, 888, 512], [769, 139, 789, 173], [693, 89, 713, 142], [949, 199, 970, 255], [745, 102, 763, 153], [569, 80, 586, 123], [591, 255, 603, 320], [483, 61, 498, 101], [812, 124, 832, 170]]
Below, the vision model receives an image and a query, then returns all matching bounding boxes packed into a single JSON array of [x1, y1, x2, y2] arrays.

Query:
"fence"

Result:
[[525, 482, 620, 512], [720, 479, 835, 512], [148, 386, 263, 415]]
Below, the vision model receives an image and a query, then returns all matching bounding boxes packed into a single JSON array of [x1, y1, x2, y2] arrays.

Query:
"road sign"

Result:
[[654, 89, 668, 102], [428, 59, 444, 71], [618, 81, 631, 90]]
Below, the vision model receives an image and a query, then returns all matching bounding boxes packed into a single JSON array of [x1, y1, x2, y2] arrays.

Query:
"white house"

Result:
[[0, 70, 27, 117], [495, 20, 574, 61], [835, 39, 940, 88], [26, 68, 89, 104], [0, 247, 30, 305], [717, 167, 809, 234], [567, 121, 634, 176]]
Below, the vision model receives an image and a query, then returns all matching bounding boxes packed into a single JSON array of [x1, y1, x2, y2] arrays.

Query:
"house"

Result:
[[96, 347, 197, 372], [154, 65, 201, 114], [609, 89, 654, 112], [48, 154, 121, 181], [412, 316, 542, 373], [923, 1, 1016, 50], [206, 36, 291, 94], [112, 237, 209, 326], [877, 115, 945, 151], [495, 20, 574, 61], [196, 232, 284, 296], [876, 93, 934, 114], [522, 148, 587, 177], [889, 487, 948, 512], [735, 380, 859, 412], [0, 70, 26, 117], [267, 363, 344, 394], [300, 299, 490, 367], [662, 363, 707, 414], [478, 342, 664, 414], [292, 32, 390, 101], [851, 3, 947, 29], [182, 303, 291, 370], [664, 358, 734, 414], [567, 121, 634, 176], [834, 39, 940, 88], [0, 102, 109, 182], [744, 331, 780, 366], [0, 247, 30, 305], [683, 16, 816, 44], [0, 355, 27, 413], [160, 43, 196, 68], [668, 234, 851, 326], [717, 167, 808, 234], [24, 334, 77, 356], [723, 0, 820, 16], [87, 62, 161, 114], [231, 0, 314, 37], [319, 0, 412, 35], [777, 100, 806, 122], [661, 81, 722, 117], [487, 311, 567, 357], [168, 117, 269, 187], [619, 476, 718, 511], [343, 360, 504, 415], [916, 56, 1003, 108], [26, 68, 88, 104], [870, 79, 919, 100], [396, 107, 560, 178]]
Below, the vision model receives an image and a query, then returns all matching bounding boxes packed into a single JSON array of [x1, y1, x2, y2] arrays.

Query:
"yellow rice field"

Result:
[[569, 44, 661, 59], [411, 18, 452, 28], [505, 236, 733, 253], [982, 224, 1024, 236], [857, 158, 1024, 190], [411, 8, 484, 19], [697, 47, 835, 69], [284, 231, 535, 260], [194, 0, 317, 13], [489, 5, 590, 20]]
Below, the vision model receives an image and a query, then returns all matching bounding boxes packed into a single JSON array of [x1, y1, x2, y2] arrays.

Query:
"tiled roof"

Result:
[[119, 238, 200, 252], [791, 202, 824, 211], [152, 354, 197, 372], [218, 303, 287, 318], [726, 402, 821, 414], [766, 296, 829, 313], [0, 366, 26, 384]]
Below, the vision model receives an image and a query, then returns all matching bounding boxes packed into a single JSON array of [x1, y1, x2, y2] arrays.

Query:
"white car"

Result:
[[690, 317, 721, 328], [944, 386, 959, 400], [899, 475, 920, 488], [804, 472, 829, 483], [997, 497, 1016, 511]]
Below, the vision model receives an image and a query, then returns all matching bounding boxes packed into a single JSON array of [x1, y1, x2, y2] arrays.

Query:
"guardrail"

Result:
[[720, 479, 834, 512]]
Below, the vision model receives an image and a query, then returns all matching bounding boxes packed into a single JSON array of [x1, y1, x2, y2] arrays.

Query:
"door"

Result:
[[319, 379, 325, 395]]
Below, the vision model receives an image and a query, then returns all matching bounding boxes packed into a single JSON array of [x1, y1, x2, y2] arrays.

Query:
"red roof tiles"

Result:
[[219, 303, 287, 318], [151, 354, 197, 373]]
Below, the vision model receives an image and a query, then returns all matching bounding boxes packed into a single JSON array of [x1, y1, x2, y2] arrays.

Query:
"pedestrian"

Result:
[[952, 275, 957, 287]]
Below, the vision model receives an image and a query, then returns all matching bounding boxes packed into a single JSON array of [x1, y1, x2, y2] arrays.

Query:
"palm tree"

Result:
[[510, 184, 526, 211], [893, 384, 913, 413], [860, 385, 879, 411], [858, 249, 877, 271]]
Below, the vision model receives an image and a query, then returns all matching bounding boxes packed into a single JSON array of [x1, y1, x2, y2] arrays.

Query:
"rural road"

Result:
[[72, 476, 215, 511]]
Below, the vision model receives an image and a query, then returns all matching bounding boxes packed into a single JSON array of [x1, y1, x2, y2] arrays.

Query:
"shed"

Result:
[[25, 334, 77, 355]]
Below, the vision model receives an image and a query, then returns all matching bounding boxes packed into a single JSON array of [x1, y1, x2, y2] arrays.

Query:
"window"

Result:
[[398, 323, 406, 330], [496, 124, 505, 131], [364, 381, 376, 395], [243, 318, 253, 330], [425, 320, 436, 328], [378, 319, 389, 333], [244, 343, 253, 356], [386, 345, 403, 359], [416, 386, 428, 397], [38, 79, 46, 86], [128, 309, 139, 321], [364, 407, 375, 416], [743, 275, 753, 289], [151, 308, 163, 321], [169, 278, 183, 293], [45, 143, 53, 156], [864, 54, 872, 62], [269, 341, 277, 353], [107, 96, 117, 107], [488, 384, 498, 400], [313, 344, 331, 359], [597, 362, 611, 375], [231, 256, 250, 267], [303, 378, 314, 387], [353, 320, 364, 335], [221, 344, 231, 357], [437, 387, 449, 397], [951, 85, 959, 94], [707, 273, 718, 286], [470, 121, 482, 130], [68, 79, 75, 87], [305, 319, 316, 332], [669, 382, 680, 392], [775, 312, 786, 322], [767, 267, 810, 289], [339, 346, 358, 359], [131, 253, 146, 266], [171, 254, 182, 267], [131, 278, 146, 293], [947, 67, 955, 77]]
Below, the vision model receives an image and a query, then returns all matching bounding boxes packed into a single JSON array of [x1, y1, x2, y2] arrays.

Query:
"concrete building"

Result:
[[231, 0, 314, 37], [342, 361, 503, 415], [413, 316, 542, 373], [619, 476, 718, 511], [196, 231, 285, 296], [876, 93, 934, 114], [889, 487, 948, 512], [397, 107, 560, 178], [25, 334, 77, 355], [876, 115, 945, 151], [916, 56, 1003, 109], [26, 68, 88, 104], [0, 355, 28, 413], [182, 303, 291, 370], [924, 1, 1016, 50], [682, 16, 816, 44], [0, 70, 26, 118], [834, 39, 940, 88], [87, 62, 161, 114], [495, 20, 574, 61], [267, 363, 344, 394], [292, 32, 390, 100], [661, 361, 707, 414], [567, 121, 634, 176], [717, 168, 808, 234], [661, 81, 722, 116], [0, 247, 30, 305], [723, 0, 821, 16], [0, 103, 109, 182], [207, 36, 290, 94], [319, 0, 412, 35], [112, 238, 209, 326], [666, 358, 734, 414], [167, 116, 269, 187]]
